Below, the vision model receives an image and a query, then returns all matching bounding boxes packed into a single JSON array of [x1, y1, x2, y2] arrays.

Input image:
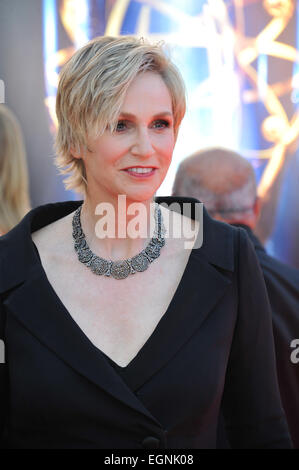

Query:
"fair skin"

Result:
[[177, 151, 263, 230], [73, 71, 176, 260], [32, 71, 199, 367]]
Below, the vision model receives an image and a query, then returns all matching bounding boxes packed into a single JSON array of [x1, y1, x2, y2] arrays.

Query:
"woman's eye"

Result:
[[152, 119, 170, 129], [115, 120, 128, 132]]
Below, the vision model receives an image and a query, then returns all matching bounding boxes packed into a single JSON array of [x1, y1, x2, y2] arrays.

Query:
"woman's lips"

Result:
[[122, 168, 157, 178]]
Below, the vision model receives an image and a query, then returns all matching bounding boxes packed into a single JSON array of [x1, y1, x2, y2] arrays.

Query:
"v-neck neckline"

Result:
[[31, 235, 197, 376], [3, 197, 235, 399]]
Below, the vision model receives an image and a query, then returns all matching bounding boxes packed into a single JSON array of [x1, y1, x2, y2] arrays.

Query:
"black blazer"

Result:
[[0, 197, 292, 449], [232, 224, 299, 448]]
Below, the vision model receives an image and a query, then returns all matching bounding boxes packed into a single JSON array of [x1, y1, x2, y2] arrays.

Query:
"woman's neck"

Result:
[[79, 193, 156, 261]]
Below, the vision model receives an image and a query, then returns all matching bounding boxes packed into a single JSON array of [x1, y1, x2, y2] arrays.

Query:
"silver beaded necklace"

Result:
[[72, 203, 166, 280]]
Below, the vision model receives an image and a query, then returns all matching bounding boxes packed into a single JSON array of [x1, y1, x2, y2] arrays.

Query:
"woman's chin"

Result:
[[122, 189, 157, 203], [118, 182, 162, 202]]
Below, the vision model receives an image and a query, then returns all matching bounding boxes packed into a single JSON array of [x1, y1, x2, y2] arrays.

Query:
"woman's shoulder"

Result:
[[0, 200, 81, 242], [0, 200, 81, 292], [31, 208, 75, 266], [163, 196, 241, 271]]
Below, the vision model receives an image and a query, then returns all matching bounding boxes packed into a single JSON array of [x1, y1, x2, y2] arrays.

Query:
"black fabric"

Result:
[[0, 197, 292, 449], [101, 351, 129, 377], [231, 223, 299, 448]]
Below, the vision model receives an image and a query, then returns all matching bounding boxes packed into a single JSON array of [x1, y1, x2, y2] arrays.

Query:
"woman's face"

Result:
[[80, 71, 175, 203]]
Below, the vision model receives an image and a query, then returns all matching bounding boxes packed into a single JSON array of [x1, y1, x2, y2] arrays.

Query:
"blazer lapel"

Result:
[[3, 263, 161, 427], [0, 197, 235, 426], [122, 249, 232, 391], [122, 197, 235, 390]]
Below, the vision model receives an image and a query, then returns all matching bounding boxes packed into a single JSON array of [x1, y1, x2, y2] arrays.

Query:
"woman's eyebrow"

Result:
[[118, 111, 173, 119]]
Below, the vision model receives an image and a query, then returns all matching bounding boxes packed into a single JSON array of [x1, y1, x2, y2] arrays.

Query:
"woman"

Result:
[[0, 36, 292, 449], [0, 104, 31, 236]]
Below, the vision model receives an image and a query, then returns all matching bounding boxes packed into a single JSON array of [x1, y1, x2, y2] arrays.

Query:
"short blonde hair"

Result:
[[0, 104, 31, 234], [55, 35, 186, 195]]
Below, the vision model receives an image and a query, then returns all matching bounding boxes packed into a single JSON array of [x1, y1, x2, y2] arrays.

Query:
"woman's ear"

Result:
[[70, 146, 81, 159]]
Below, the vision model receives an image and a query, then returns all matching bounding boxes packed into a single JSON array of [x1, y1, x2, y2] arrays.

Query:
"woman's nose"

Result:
[[131, 129, 155, 157]]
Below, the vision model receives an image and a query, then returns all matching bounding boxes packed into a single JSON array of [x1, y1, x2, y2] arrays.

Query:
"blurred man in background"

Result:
[[172, 147, 299, 447]]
